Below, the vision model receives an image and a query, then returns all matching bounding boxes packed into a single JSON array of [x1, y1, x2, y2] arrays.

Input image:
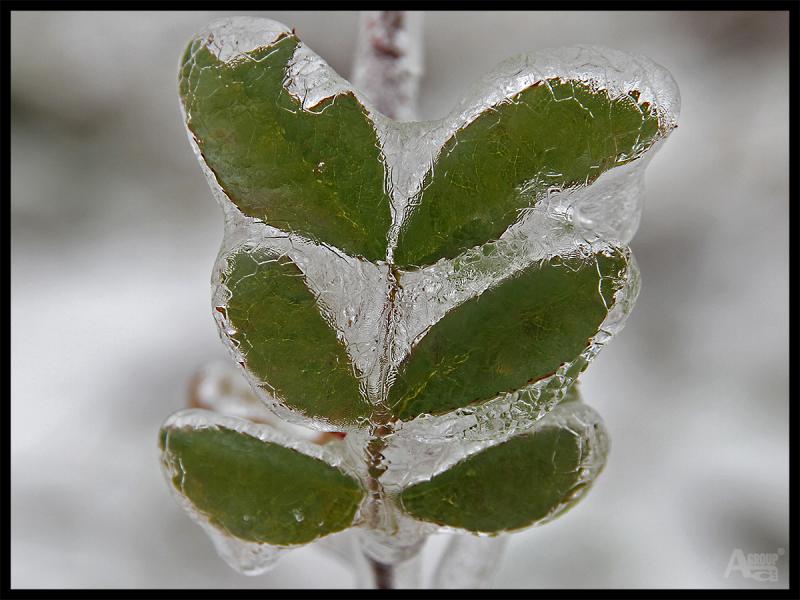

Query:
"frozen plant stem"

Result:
[[352, 11, 423, 121], [369, 557, 394, 590], [353, 12, 423, 589]]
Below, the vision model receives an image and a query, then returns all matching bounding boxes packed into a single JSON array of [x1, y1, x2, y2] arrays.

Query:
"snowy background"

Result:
[[10, 11, 789, 588]]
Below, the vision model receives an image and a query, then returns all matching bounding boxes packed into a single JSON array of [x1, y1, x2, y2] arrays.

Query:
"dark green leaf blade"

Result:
[[160, 421, 365, 545], [389, 247, 628, 421], [394, 79, 663, 267], [222, 248, 369, 427], [399, 398, 607, 533], [180, 34, 392, 261]]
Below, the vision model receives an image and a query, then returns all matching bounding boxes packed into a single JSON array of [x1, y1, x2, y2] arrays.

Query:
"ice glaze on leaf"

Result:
[[389, 247, 629, 421], [394, 80, 662, 268], [180, 34, 392, 262], [160, 423, 365, 545], [221, 248, 369, 427], [171, 18, 681, 570], [399, 398, 608, 533]]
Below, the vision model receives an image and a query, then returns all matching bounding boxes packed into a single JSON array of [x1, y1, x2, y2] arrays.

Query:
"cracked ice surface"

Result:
[[381, 399, 611, 505], [197, 16, 291, 63], [212, 212, 391, 424]]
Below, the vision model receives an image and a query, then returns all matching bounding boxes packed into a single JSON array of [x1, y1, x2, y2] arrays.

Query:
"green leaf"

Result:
[[389, 247, 628, 421], [180, 34, 392, 261], [160, 422, 365, 546], [222, 248, 369, 427], [399, 398, 607, 533], [394, 80, 662, 267]]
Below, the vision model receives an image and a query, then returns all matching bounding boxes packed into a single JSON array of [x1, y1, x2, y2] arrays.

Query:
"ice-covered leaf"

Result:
[[160, 415, 365, 546], [180, 32, 392, 261], [389, 247, 629, 421], [393, 79, 664, 268], [173, 19, 681, 563], [220, 248, 369, 427], [398, 397, 608, 533]]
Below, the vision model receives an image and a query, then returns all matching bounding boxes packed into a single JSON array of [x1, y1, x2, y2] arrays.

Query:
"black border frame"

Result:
[[2, 2, 797, 597]]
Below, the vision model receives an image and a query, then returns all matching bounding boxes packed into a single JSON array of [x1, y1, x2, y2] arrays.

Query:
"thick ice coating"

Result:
[[164, 15, 679, 574]]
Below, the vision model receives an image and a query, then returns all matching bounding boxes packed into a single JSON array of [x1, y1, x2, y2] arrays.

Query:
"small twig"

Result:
[[350, 11, 427, 589], [351, 12, 424, 589], [352, 11, 423, 121], [369, 557, 394, 590]]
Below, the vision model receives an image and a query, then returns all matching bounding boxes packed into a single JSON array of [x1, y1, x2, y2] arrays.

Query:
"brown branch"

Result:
[[370, 557, 394, 590]]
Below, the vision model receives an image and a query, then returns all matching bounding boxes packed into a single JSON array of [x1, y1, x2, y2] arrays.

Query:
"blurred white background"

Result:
[[11, 11, 789, 588]]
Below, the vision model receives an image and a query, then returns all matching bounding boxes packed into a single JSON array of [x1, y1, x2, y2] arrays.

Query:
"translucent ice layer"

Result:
[[162, 15, 679, 576], [159, 409, 366, 574]]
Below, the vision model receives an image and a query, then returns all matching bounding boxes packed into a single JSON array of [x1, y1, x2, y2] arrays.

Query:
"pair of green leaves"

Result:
[[221, 245, 628, 427], [183, 33, 660, 268], [160, 391, 606, 545]]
